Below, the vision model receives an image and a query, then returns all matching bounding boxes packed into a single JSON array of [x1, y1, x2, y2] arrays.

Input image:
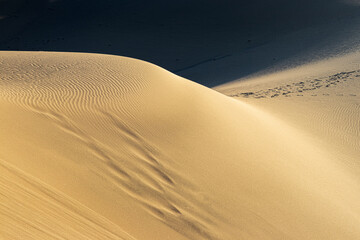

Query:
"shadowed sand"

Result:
[[1, 0, 360, 86], [1, 51, 360, 239]]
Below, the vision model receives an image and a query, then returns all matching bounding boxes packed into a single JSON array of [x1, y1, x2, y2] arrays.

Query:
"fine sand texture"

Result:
[[1, 51, 360, 239]]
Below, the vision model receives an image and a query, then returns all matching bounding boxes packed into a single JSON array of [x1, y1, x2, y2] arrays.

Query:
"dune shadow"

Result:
[[0, 0, 359, 86]]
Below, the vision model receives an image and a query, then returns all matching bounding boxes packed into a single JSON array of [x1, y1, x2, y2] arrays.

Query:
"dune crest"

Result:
[[1, 51, 360, 240]]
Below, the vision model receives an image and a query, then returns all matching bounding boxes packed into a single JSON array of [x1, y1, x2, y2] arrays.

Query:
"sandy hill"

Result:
[[1, 51, 360, 240]]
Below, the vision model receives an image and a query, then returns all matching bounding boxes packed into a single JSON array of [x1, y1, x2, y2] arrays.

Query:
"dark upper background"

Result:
[[1, 0, 360, 86]]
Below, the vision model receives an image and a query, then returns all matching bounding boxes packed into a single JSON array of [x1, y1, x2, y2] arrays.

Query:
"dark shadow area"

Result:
[[0, 0, 359, 86]]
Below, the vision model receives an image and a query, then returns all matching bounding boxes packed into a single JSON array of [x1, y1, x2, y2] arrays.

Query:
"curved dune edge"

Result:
[[1, 51, 360, 240]]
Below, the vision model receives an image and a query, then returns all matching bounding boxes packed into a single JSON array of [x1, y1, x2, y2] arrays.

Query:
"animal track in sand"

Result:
[[229, 69, 360, 99], [28, 106, 224, 240]]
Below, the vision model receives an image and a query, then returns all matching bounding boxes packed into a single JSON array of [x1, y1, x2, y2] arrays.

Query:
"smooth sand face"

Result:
[[1, 51, 360, 240]]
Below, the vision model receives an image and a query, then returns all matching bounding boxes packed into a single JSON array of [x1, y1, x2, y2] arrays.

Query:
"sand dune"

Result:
[[215, 51, 360, 163], [215, 52, 360, 203], [1, 51, 360, 239]]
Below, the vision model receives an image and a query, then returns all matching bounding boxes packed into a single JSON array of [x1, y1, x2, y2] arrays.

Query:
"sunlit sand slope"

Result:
[[215, 52, 360, 170], [1, 51, 360, 239], [0, 159, 135, 240]]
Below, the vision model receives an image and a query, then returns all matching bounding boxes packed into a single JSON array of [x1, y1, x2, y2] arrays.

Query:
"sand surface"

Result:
[[1, 51, 360, 239]]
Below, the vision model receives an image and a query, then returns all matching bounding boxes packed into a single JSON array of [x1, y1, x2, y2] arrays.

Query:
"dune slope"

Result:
[[1, 51, 360, 239], [215, 51, 360, 166]]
